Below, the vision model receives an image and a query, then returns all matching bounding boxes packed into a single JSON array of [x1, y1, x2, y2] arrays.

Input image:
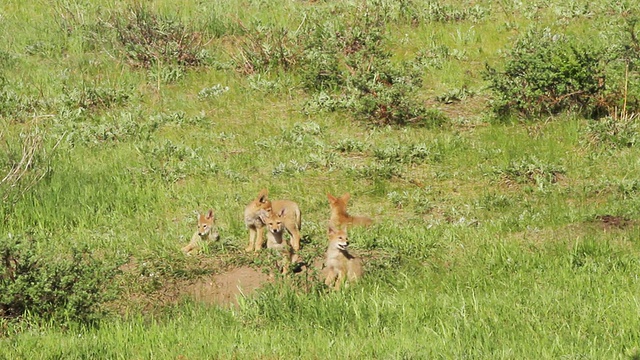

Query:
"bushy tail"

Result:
[[349, 215, 373, 227], [295, 207, 302, 230]]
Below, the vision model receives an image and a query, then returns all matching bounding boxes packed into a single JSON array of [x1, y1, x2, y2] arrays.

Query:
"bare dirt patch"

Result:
[[185, 266, 271, 306], [591, 215, 633, 231]]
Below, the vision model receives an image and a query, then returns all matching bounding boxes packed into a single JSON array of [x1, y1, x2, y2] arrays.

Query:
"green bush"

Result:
[[484, 28, 608, 118], [0, 234, 120, 324], [298, 7, 437, 126]]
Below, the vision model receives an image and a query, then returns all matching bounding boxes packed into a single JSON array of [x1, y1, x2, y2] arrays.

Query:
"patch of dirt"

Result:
[[185, 266, 271, 306], [592, 215, 632, 231]]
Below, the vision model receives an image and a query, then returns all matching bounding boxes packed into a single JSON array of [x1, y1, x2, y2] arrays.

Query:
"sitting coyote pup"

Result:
[[244, 188, 302, 252], [327, 192, 373, 229], [182, 209, 219, 255], [324, 226, 363, 290]]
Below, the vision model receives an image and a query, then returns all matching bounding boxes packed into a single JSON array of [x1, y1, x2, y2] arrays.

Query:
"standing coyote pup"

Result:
[[244, 188, 271, 252], [259, 208, 299, 273], [182, 209, 219, 255], [260, 206, 302, 253], [244, 189, 303, 252], [327, 192, 373, 229], [323, 227, 363, 290]]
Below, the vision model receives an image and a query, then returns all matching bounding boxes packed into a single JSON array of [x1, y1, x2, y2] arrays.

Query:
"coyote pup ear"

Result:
[[257, 188, 269, 203], [327, 193, 336, 202], [206, 209, 214, 220], [341, 193, 351, 202], [278, 208, 285, 217], [328, 225, 336, 235]]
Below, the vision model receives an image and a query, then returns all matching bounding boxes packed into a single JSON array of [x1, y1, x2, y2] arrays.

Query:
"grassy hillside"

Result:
[[1, 0, 640, 358]]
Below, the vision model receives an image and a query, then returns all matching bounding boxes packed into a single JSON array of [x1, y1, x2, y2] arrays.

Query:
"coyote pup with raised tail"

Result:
[[323, 226, 363, 290], [182, 209, 219, 255], [244, 189, 303, 252], [327, 192, 372, 229]]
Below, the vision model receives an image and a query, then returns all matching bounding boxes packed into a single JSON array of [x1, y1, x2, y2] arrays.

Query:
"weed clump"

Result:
[[584, 110, 640, 149], [108, 5, 207, 69], [496, 156, 565, 189]]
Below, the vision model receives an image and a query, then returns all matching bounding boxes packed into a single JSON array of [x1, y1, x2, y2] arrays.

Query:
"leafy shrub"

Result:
[[298, 7, 438, 126], [484, 28, 608, 118], [0, 234, 119, 324], [108, 5, 207, 68]]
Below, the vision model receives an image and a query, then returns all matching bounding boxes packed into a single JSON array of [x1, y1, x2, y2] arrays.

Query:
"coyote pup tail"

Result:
[[349, 215, 373, 227]]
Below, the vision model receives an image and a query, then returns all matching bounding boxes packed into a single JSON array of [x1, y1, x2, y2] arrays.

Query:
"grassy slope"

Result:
[[1, 0, 640, 358]]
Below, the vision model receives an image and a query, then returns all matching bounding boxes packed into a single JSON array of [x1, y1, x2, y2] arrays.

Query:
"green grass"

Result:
[[2, 0, 640, 358]]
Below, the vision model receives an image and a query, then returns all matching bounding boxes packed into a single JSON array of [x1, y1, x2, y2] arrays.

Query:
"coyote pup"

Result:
[[327, 192, 372, 229], [260, 206, 302, 253], [244, 188, 271, 252], [324, 227, 363, 290], [259, 208, 297, 273], [182, 209, 219, 255], [244, 189, 302, 252]]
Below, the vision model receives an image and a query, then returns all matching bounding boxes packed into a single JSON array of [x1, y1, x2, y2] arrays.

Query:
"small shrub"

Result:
[[138, 140, 218, 183], [272, 160, 308, 177], [0, 78, 42, 121], [108, 5, 207, 68], [60, 85, 132, 111], [58, 110, 160, 147], [147, 64, 186, 84], [345, 56, 429, 125], [484, 28, 608, 118], [0, 234, 119, 324], [334, 138, 367, 153], [436, 86, 476, 104], [373, 143, 435, 164], [350, 162, 402, 180]]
